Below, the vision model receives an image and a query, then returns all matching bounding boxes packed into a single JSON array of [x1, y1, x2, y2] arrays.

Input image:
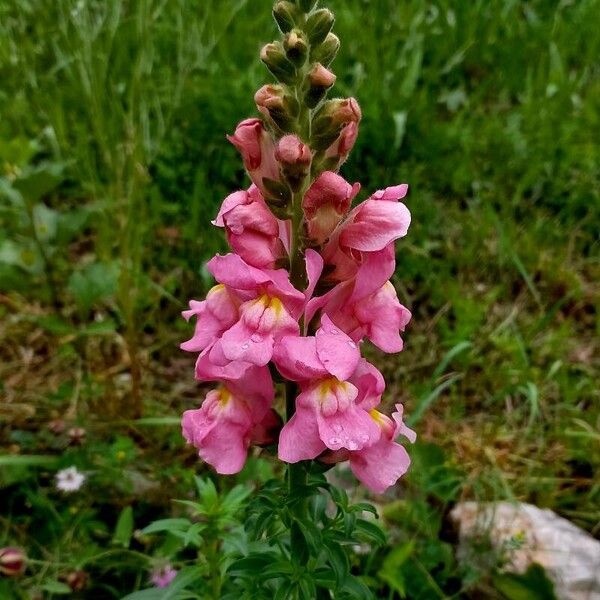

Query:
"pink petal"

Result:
[[349, 359, 385, 410], [219, 321, 276, 366], [340, 199, 411, 252], [304, 249, 324, 303], [272, 335, 327, 381], [199, 423, 249, 474], [315, 314, 360, 381], [350, 439, 411, 494], [392, 403, 417, 443], [278, 406, 326, 462], [316, 403, 381, 452]]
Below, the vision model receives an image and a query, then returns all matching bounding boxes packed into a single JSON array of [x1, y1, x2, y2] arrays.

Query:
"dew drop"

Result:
[[241, 342, 250, 350], [347, 341, 357, 348], [347, 440, 358, 451], [251, 333, 262, 343], [360, 433, 369, 442], [330, 328, 339, 334], [329, 437, 340, 446], [332, 424, 343, 433]]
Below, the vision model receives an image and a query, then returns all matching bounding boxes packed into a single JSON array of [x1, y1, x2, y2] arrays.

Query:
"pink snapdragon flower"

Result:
[[322, 404, 416, 494], [182, 363, 274, 474], [322, 184, 410, 284], [203, 252, 316, 366], [275, 316, 382, 462], [213, 185, 288, 268], [303, 172, 360, 245], [308, 278, 411, 353], [227, 118, 280, 197]]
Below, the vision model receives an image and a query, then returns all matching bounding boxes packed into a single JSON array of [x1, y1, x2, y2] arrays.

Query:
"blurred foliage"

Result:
[[0, 0, 598, 597]]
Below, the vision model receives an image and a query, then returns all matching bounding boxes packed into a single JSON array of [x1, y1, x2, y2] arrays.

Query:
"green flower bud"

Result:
[[272, 1, 297, 33], [260, 42, 297, 85], [311, 32, 340, 67], [305, 9, 335, 45], [311, 98, 361, 151], [283, 29, 309, 67]]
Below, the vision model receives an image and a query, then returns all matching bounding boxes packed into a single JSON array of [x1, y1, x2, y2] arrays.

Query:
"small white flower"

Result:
[[55, 467, 86, 493]]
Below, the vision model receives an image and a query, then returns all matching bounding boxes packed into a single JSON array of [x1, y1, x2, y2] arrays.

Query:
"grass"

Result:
[[0, 0, 599, 597]]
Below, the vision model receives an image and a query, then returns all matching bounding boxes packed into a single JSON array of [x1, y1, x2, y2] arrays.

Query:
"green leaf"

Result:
[[141, 518, 192, 535], [354, 519, 387, 546], [13, 162, 64, 203], [67, 261, 120, 313], [0, 454, 58, 467], [112, 506, 134, 548], [41, 580, 72, 594], [493, 564, 557, 600], [379, 541, 415, 597], [32, 203, 58, 241]]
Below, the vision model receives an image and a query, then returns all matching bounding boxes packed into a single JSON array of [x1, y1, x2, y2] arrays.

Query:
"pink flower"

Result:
[[227, 118, 280, 197], [182, 363, 274, 474], [180, 285, 240, 353], [303, 172, 360, 245], [0, 547, 26, 577], [213, 185, 288, 268], [307, 279, 411, 353], [322, 184, 410, 284], [150, 565, 178, 588], [325, 121, 359, 170], [275, 134, 311, 167], [275, 316, 382, 462], [348, 404, 416, 493]]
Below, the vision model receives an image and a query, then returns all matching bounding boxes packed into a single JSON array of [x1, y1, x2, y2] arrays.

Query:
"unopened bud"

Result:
[[63, 570, 88, 592], [254, 84, 299, 132], [305, 8, 335, 45], [67, 426, 86, 445], [275, 135, 311, 191], [311, 32, 340, 67], [311, 98, 361, 150], [306, 63, 336, 108], [260, 42, 297, 85], [272, 1, 297, 33], [0, 547, 26, 577], [283, 29, 308, 67]]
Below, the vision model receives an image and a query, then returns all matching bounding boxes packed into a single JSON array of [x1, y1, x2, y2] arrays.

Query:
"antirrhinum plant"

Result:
[[180, 1, 416, 597]]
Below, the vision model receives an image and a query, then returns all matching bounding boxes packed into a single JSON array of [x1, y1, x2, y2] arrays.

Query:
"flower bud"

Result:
[[275, 134, 311, 167], [275, 135, 311, 191], [311, 32, 340, 67], [305, 8, 335, 45], [63, 570, 88, 592], [254, 84, 298, 132], [283, 29, 308, 67], [272, 1, 297, 33], [0, 547, 26, 577], [227, 118, 281, 200], [260, 42, 297, 85], [311, 98, 361, 151], [306, 63, 336, 108]]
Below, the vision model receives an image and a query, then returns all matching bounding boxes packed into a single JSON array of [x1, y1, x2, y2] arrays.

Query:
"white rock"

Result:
[[450, 502, 600, 600]]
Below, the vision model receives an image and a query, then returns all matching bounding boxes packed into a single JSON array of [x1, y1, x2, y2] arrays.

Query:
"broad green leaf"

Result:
[[112, 506, 134, 548], [493, 564, 557, 600]]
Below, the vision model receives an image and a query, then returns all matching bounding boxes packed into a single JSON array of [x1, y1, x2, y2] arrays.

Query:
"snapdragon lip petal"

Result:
[[316, 402, 381, 452], [272, 335, 328, 381], [278, 406, 326, 462], [199, 423, 249, 474]]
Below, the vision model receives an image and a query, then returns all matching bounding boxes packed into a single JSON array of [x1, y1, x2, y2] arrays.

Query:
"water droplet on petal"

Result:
[[241, 342, 250, 350], [251, 333, 262, 343], [332, 424, 342, 433], [360, 433, 369, 442], [329, 437, 340, 446], [330, 328, 339, 334], [347, 440, 358, 451], [347, 341, 356, 348]]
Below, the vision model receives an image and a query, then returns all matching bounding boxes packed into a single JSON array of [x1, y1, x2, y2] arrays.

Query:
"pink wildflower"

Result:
[[150, 565, 178, 588], [227, 118, 280, 197], [213, 185, 288, 269]]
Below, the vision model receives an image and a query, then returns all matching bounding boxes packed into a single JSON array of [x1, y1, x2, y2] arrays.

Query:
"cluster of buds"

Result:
[[180, 0, 415, 493], [0, 547, 26, 577]]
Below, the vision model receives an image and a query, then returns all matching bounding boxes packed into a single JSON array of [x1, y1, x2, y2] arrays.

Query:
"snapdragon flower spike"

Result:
[[206, 253, 306, 366], [275, 315, 382, 462], [227, 118, 281, 198], [303, 171, 360, 245], [321, 184, 411, 284], [182, 363, 274, 474], [213, 185, 288, 268]]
